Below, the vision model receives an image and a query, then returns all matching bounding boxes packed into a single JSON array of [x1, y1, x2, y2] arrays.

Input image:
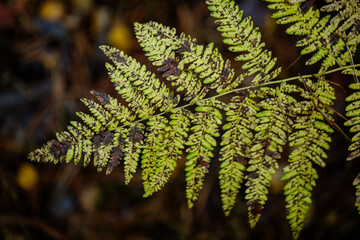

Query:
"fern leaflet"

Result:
[[265, 0, 360, 73], [345, 82, 360, 213], [283, 77, 335, 239], [219, 93, 258, 215]]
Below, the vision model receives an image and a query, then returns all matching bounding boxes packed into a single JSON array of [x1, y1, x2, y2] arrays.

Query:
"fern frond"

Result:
[[206, 0, 282, 85], [185, 99, 224, 208], [245, 83, 299, 228], [283, 78, 335, 240], [219, 94, 259, 215], [265, 0, 360, 72], [54, 131, 74, 164], [27, 1, 360, 238]]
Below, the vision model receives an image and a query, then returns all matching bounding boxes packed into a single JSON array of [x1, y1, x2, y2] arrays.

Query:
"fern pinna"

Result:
[[265, 0, 360, 73], [28, 0, 360, 239]]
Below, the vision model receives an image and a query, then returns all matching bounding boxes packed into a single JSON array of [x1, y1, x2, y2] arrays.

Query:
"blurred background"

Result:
[[0, 0, 359, 239]]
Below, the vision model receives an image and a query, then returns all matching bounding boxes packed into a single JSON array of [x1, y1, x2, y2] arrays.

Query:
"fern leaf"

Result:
[[245, 83, 299, 228], [92, 131, 115, 172], [185, 99, 224, 208], [283, 78, 335, 240], [123, 123, 145, 184], [342, 68, 360, 77], [265, 0, 360, 72], [28, 127, 93, 168], [154, 109, 191, 189], [141, 116, 168, 196], [106, 127, 126, 175], [143, 109, 192, 197], [219, 94, 259, 215], [69, 120, 92, 138], [207, 0, 282, 85], [66, 126, 84, 165]]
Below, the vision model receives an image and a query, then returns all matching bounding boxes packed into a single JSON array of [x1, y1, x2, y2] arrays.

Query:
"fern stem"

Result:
[[111, 64, 360, 132]]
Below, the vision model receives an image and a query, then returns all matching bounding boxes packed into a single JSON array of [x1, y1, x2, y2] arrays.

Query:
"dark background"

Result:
[[1, 0, 359, 239]]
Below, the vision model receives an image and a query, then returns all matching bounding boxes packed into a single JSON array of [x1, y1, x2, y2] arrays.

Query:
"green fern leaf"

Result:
[[342, 68, 360, 77], [106, 127, 127, 175], [321, 0, 360, 42], [141, 116, 168, 196], [245, 83, 299, 228], [185, 99, 224, 208], [283, 78, 335, 240], [65, 126, 84, 165], [207, 0, 281, 85], [143, 109, 192, 197], [265, 0, 359, 72], [28, 141, 59, 164], [123, 123, 145, 184], [219, 94, 259, 215], [92, 131, 115, 172]]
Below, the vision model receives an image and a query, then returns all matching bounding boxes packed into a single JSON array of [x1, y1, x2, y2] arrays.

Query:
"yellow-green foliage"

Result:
[[265, 0, 360, 73], [207, 0, 282, 84], [345, 82, 360, 214], [283, 78, 335, 240], [28, 0, 360, 239], [219, 94, 258, 216]]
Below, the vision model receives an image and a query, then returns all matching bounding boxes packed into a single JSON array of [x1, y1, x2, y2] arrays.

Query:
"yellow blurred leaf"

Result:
[[107, 21, 133, 52], [39, 0, 65, 22], [17, 163, 39, 190]]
